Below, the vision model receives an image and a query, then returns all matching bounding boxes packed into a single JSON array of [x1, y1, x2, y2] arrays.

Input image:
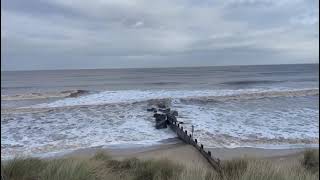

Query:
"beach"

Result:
[[51, 141, 316, 168]]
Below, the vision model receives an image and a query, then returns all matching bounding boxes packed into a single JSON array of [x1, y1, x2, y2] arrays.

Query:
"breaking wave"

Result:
[[221, 80, 284, 86], [26, 88, 318, 108], [1, 90, 89, 101], [180, 88, 319, 103]]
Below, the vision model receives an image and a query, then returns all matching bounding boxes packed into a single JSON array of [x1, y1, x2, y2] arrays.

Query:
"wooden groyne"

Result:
[[148, 107, 224, 177]]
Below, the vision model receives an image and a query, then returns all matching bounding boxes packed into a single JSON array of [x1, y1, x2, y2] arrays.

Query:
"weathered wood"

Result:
[[167, 114, 177, 122], [147, 107, 157, 112], [156, 120, 168, 129], [171, 110, 178, 116], [153, 113, 166, 120], [158, 108, 171, 113]]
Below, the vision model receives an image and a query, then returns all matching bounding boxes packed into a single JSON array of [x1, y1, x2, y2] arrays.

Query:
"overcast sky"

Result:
[[1, 0, 319, 71]]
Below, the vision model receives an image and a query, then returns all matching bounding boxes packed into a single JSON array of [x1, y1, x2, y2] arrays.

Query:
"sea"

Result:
[[1, 64, 319, 159]]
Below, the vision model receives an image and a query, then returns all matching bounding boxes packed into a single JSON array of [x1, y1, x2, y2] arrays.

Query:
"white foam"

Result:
[[29, 88, 319, 108], [1, 104, 176, 160], [1, 88, 318, 159], [173, 99, 319, 148]]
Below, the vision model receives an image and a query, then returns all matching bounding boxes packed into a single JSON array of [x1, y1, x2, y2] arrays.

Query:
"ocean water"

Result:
[[1, 64, 319, 159]]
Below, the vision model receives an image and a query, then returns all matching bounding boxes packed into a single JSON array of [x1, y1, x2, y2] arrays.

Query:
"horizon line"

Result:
[[1, 62, 319, 72]]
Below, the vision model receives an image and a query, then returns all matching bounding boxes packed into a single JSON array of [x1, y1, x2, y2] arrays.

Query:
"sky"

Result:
[[1, 0, 319, 71]]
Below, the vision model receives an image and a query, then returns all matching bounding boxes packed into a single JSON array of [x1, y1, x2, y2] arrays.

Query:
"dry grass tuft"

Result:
[[221, 159, 248, 179], [302, 149, 319, 173], [1, 158, 46, 180]]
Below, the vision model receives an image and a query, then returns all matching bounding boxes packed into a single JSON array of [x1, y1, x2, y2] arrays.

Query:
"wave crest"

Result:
[[1, 90, 89, 101], [180, 88, 319, 103], [22, 88, 319, 108], [221, 80, 283, 86]]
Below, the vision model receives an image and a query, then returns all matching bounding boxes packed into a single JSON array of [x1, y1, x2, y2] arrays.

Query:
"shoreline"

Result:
[[2, 138, 319, 162], [63, 143, 318, 159], [50, 142, 318, 169], [50, 141, 319, 166]]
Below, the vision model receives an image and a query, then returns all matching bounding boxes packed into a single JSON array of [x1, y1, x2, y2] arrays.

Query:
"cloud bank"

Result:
[[1, 0, 319, 70]]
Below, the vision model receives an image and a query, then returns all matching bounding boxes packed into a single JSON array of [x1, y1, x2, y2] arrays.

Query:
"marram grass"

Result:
[[1, 149, 318, 180]]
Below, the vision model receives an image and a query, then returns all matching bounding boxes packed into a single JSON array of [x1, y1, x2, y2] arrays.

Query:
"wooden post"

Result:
[[191, 125, 194, 139]]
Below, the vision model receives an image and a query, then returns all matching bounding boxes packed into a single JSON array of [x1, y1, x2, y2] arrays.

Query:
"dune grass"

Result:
[[302, 149, 319, 173], [1, 149, 319, 180], [1, 158, 94, 180]]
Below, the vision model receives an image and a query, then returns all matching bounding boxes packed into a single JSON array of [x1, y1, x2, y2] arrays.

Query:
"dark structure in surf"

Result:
[[147, 105, 223, 177]]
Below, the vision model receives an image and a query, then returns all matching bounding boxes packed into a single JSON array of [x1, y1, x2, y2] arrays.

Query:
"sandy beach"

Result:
[[56, 141, 317, 169]]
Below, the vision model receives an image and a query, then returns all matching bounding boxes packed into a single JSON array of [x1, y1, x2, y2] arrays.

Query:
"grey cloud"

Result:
[[1, 0, 318, 71]]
